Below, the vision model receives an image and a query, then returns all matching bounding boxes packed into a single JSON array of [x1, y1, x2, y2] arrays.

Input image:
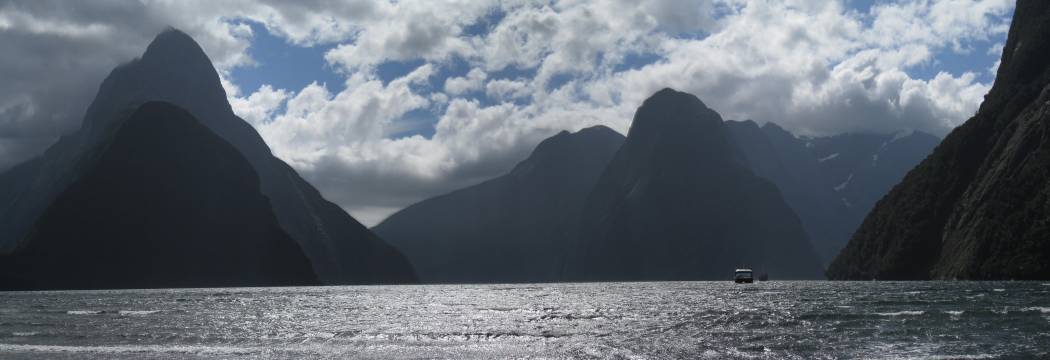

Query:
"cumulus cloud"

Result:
[[485, 78, 531, 100], [444, 68, 487, 95], [0, 0, 1014, 225], [229, 84, 291, 125], [321, 1, 492, 72], [256, 64, 435, 168]]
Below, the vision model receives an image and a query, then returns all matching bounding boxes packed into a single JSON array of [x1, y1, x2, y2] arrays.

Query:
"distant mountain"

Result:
[[564, 88, 824, 281], [828, 0, 1050, 280], [0, 29, 415, 284], [726, 120, 853, 265], [374, 126, 625, 283], [726, 121, 939, 264], [0, 102, 318, 290], [806, 130, 940, 222]]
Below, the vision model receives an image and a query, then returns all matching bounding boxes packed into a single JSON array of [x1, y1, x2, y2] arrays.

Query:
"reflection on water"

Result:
[[1, 281, 1048, 359]]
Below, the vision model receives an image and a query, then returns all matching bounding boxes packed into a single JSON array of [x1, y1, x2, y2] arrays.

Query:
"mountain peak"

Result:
[[629, 88, 723, 138], [729, 119, 761, 131], [760, 120, 786, 133], [760, 121, 796, 140], [84, 27, 232, 136], [641, 88, 710, 111], [621, 88, 737, 169], [651, 87, 688, 97], [141, 28, 212, 66], [150, 27, 196, 47], [531, 126, 620, 154], [575, 124, 620, 137], [514, 125, 625, 176]]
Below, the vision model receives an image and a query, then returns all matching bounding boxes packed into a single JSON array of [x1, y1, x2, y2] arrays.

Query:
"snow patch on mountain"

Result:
[[834, 173, 854, 192], [818, 153, 840, 162]]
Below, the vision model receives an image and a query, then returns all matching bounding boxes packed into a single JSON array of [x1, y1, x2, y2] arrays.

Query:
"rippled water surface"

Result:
[[1, 281, 1049, 359]]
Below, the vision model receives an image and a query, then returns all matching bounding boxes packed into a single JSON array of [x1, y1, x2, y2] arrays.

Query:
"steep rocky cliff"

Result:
[[828, 0, 1050, 280]]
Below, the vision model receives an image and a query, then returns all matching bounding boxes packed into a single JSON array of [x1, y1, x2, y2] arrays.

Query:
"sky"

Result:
[[0, 0, 1014, 225]]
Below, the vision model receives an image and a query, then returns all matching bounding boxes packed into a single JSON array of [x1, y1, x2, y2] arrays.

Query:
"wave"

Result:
[[67, 309, 162, 316], [907, 355, 999, 360], [0, 343, 256, 356], [874, 310, 925, 316], [303, 332, 336, 339]]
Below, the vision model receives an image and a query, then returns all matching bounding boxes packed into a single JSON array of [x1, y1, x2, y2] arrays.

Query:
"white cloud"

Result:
[[255, 64, 435, 170], [321, 1, 494, 73], [0, 0, 1015, 225], [485, 78, 531, 100], [229, 84, 290, 125], [986, 41, 1005, 76], [986, 41, 1004, 55], [444, 68, 488, 95]]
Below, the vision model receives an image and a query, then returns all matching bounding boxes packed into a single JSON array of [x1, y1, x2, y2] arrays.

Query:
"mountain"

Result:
[[564, 88, 824, 281], [0, 29, 415, 284], [726, 120, 854, 264], [806, 130, 940, 222], [373, 126, 625, 283], [726, 121, 939, 264], [828, 0, 1050, 280], [0, 102, 318, 290]]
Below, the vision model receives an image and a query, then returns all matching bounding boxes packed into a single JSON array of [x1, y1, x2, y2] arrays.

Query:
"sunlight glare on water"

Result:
[[1, 281, 1048, 359]]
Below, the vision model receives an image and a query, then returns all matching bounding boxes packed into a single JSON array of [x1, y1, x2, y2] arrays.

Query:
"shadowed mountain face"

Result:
[[565, 88, 824, 281], [806, 130, 941, 219], [726, 121, 939, 264], [374, 126, 625, 283], [726, 120, 852, 265], [828, 0, 1050, 280], [0, 29, 415, 284], [0, 102, 318, 290]]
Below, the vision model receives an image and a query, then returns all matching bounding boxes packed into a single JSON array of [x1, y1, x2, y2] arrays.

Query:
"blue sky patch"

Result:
[[230, 21, 344, 95]]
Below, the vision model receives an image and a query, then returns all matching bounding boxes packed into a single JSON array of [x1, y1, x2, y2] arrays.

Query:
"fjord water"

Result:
[[1, 282, 1047, 359]]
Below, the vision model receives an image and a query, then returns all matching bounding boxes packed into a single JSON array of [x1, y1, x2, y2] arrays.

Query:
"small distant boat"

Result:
[[734, 268, 754, 284], [758, 273, 769, 281]]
